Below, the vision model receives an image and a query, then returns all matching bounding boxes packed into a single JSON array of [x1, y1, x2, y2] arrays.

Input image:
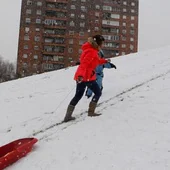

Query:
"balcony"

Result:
[[43, 45, 65, 56], [46, 7, 67, 13], [45, 14, 67, 21], [104, 42, 119, 49], [46, 0, 68, 3], [44, 42, 66, 47], [44, 28, 66, 37], [46, 2, 67, 12], [43, 51, 65, 56], [44, 18, 67, 29], [102, 27, 119, 35], [103, 0, 121, 6]]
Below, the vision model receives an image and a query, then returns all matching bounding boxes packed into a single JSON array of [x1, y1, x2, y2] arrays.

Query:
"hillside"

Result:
[[1, 46, 170, 170]]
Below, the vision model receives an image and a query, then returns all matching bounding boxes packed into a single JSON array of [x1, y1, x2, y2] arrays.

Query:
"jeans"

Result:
[[86, 75, 103, 97], [70, 80, 101, 106]]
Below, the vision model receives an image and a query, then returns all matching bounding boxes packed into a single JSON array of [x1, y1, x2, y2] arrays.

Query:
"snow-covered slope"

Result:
[[1, 46, 170, 170]]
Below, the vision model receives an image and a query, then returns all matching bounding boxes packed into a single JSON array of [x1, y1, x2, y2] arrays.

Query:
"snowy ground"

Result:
[[1, 45, 170, 169]]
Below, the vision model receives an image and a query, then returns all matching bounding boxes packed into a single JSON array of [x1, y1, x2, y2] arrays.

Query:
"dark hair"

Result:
[[92, 35, 105, 46]]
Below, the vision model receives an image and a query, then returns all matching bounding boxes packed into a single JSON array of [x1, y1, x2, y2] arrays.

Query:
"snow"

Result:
[[1, 45, 170, 170]]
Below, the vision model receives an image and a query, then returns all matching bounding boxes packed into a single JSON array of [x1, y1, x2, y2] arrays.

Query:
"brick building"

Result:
[[17, 0, 139, 77]]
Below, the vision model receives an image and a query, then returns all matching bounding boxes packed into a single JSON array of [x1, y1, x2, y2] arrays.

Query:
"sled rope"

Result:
[[37, 85, 76, 131]]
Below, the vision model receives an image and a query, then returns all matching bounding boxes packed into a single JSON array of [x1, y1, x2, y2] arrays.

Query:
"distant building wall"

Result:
[[17, 0, 139, 77]]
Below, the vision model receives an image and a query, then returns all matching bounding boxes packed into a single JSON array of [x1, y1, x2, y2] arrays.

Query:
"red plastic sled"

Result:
[[0, 138, 38, 170]]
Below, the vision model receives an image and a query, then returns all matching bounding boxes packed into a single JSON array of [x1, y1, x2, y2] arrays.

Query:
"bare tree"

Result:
[[0, 56, 16, 83]]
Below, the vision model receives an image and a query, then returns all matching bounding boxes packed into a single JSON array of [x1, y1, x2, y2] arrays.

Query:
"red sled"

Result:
[[0, 138, 38, 170]]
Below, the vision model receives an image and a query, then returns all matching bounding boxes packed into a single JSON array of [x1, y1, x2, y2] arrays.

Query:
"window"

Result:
[[26, 9, 32, 14], [53, 56, 58, 61], [80, 22, 85, 27], [53, 56, 64, 62], [110, 28, 119, 34], [70, 13, 75, 18], [43, 64, 53, 70], [55, 38, 64, 44], [24, 35, 29, 41], [70, 21, 75, 26], [102, 20, 119, 26], [68, 57, 73, 61], [44, 46, 53, 52], [79, 32, 84, 36], [80, 14, 85, 19], [94, 27, 99, 31], [123, 22, 126, 26], [45, 38, 53, 43], [69, 39, 73, 44], [69, 31, 74, 35], [103, 6, 112, 11], [123, 8, 127, 12], [23, 54, 28, 58], [23, 63, 28, 68], [122, 36, 126, 41], [95, 5, 100, 9], [130, 30, 135, 35], [131, 9, 135, 13], [37, 2, 42, 6], [79, 49, 82, 54], [122, 44, 126, 48], [103, 35, 119, 41], [104, 42, 118, 48], [111, 14, 120, 19], [34, 36, 40, 42], [58, 56, 64, 62], [130, 37, 134, 42], [130, 44, 134, 50], [71, 5, 76, 9], [36, 19, 41, 24], [27, 0, 32, 5], [36, 10, 42, 15], [33, 55, 38, 59], [131, 23, 134, 27], [68, 48, 73, 53], [25, 27, 30, 33], [131, 16, 135, 20], [35, 28, 40, 31], [33, 64, 37, 69], [79, 40, 85, 45], [34, 46, 39, 50], [95, 20, 99, 23], [122, 29, 126, 34], [123, 1, 127, 5], [25, 18, 31, 23], [123, 15, 127, 19], [131, 2, 135, 6], [81, 6, 86, 12], [24, 45, 29, 49], [95, 12, 99, 17]]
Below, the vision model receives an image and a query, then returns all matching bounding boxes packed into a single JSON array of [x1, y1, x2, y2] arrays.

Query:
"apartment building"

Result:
[[17, 0, 139, 77]]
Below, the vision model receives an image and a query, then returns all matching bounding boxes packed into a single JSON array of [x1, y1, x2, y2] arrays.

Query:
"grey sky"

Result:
[[139, 0, 170, 51], [0, 0, 170, 62]]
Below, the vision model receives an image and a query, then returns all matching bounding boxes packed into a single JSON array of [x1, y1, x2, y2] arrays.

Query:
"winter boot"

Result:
[[64, 105, 75, 122], [88, 101, 101, 117]]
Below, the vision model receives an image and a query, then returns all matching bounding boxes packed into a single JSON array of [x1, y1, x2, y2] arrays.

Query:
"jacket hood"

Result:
[[81, 42, 92, 51], [81, 41, 99, 52]]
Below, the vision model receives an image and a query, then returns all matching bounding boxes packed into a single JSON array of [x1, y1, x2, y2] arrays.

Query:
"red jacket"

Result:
[[74, 42, 107, 82]]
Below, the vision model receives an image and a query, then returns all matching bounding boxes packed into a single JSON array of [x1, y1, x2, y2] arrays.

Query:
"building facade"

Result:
[[17, 0, 139, 77]]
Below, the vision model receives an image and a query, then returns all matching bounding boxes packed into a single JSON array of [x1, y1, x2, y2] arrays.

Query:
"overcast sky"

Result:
[[0, 0, 170, 62]]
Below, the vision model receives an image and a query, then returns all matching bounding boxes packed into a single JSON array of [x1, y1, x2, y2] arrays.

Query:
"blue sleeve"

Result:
[[103, 63, 112, 69]]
